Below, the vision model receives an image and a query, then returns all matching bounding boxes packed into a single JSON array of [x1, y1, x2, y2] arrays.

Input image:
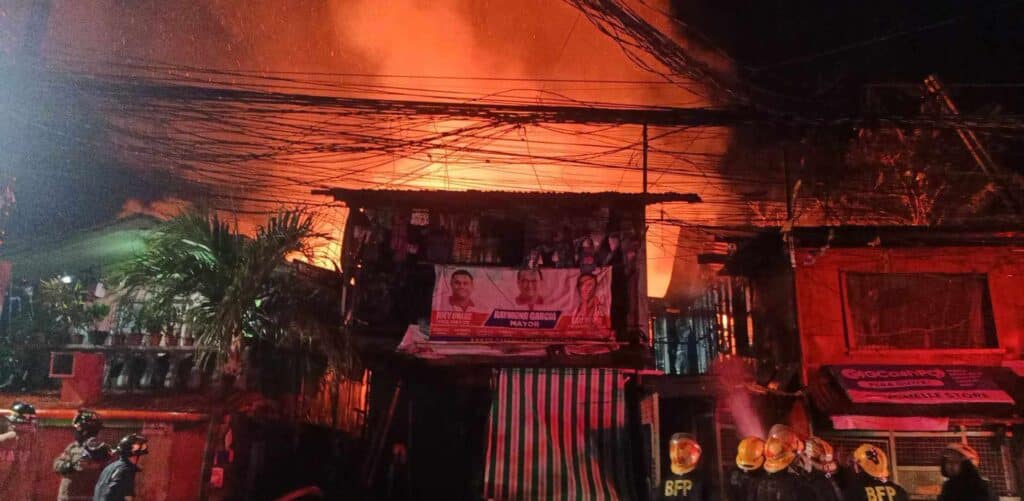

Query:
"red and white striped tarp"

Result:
[[484, 368, 636, 500]]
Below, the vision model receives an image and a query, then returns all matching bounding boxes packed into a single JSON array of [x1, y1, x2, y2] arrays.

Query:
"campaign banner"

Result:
[[430, 265, 613, 342], [829, 365, 1014, 405]]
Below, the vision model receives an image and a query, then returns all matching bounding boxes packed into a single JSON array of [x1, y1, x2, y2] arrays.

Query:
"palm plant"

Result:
[[118, 209, 323, 376]]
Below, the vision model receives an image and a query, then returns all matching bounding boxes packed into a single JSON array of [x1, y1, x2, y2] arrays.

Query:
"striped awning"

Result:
[[484, 368, 636, 500]]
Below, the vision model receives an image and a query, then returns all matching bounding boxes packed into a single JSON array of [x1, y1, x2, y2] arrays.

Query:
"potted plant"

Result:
[[135, 302, 162, 347], [181, 322, 195, 347], [37, 277, 110, 346], [86, 329, 109, 347], [153, 304, 178, 347], [126, 330, 144, 346], [109, 331, 125, 346]]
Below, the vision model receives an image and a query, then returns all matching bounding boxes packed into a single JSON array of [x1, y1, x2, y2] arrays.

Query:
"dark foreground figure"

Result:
[[938, 443, 997, 501], [93, 434, 148, 501]]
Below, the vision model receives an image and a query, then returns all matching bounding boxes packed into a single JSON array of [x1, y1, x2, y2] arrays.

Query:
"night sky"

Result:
[[3, 0, 1022, 240], [674, 0, 1024, 110]]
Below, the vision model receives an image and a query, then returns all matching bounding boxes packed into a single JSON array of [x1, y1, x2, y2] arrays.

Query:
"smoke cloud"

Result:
[[29, 0, 731, 285]]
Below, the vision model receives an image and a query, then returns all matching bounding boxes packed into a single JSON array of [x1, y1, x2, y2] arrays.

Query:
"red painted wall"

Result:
[[792, 246, 1024, 382], [0, 418, 207, 500]]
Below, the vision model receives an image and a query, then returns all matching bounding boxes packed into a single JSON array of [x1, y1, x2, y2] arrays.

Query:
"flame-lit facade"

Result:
[[323, 187, 701, 498], [720, 226, 1024, 500]]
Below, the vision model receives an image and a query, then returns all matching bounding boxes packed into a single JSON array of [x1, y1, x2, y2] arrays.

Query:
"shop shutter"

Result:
[[483, 368, 636, 500]]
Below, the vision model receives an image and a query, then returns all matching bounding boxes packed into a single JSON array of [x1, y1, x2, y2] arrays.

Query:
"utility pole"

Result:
[[924, 75, 1023, 211], [783, 146, 793, 221], [642, 123, 649, 194]]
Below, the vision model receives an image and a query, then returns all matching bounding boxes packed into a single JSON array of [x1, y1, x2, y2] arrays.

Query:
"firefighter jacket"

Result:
[[753, 468, 814, 501], [842, 472, 910, 501], [726, 467, 763, 501], [938, 468, 998, 501], [54, 440, 110, 501], [656, 471, 708, 501], [93, 458, 141, 501], [804, 470, 843, 501]]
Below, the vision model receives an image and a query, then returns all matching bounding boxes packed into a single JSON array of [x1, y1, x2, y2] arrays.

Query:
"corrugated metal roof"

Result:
[[312, 187, 701, 206]]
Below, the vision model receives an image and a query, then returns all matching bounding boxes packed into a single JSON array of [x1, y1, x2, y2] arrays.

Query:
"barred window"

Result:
[[843, 273, 996, 350]]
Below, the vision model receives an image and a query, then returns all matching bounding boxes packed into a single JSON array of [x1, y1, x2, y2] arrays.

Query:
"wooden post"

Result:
[[366, 381, 402, 487], [642, 123, 649, 194]]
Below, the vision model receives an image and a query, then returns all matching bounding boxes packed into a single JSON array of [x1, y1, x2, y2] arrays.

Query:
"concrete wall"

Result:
[[0, 417, 207, 500], [792, 245, 1024, 381]]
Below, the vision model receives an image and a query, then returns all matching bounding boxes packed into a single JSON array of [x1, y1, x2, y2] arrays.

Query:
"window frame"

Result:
[[839, 271, 998, 352]]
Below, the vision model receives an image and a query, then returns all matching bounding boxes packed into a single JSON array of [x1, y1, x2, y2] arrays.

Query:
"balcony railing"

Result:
[[57, 343, 208, 392]]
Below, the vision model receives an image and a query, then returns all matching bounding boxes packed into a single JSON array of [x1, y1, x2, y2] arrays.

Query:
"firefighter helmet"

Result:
[[669, 433, 702, 475], [73, 409, 103, 435], [7, 401, 36, 424], [117, 434, 149, 458], [736, 436, 765, 471], [763, 436, 796, 473], [853, 444, 890, 480], [768, 424, 804, 453], [944, 442, 981, 467], [803, 436, 837, 474]]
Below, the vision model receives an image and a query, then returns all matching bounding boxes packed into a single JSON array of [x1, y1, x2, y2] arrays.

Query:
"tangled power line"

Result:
[[6, 46, 1024, 231]]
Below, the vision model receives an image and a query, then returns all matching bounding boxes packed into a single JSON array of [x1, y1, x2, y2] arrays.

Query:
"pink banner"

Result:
[[830, 415, 950, 431], [430, 266, 613, 342], [829, 365, 1014, 405]]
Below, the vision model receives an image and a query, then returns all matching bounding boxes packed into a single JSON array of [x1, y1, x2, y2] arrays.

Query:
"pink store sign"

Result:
[[828, 365, 1014, 405]]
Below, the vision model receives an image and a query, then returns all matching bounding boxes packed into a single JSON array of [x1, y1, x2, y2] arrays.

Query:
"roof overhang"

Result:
[[313, 188, 701, 209]]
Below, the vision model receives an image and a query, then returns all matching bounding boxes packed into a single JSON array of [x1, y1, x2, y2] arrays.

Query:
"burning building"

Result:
[[720, 226, 1024, 499], [316, 187, 700, 498]]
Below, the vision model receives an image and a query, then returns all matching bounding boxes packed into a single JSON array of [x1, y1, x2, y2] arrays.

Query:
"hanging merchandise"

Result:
[[406, 225, 426, 259], [525, 247, 544, 269], [390, 211, 409, 263], [425, 225, 452, 263], [599, 232, 622, 266], [452, 216, 475, 263], [577, 236, 597, 274], [410, 209, 430, 226]]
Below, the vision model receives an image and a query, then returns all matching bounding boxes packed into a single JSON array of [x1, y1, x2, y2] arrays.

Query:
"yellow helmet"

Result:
[[669, 433, 702, 475], [853, 444, 890, 480], [803, 436, 837, 474], [768, 424, 805, 454], [763, 437, 796, 473], [736, 436, 765, 471], [944, 443, 980, 467]]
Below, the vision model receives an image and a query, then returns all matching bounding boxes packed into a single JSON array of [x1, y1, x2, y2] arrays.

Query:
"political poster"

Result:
[[430, 265, 613, 342], [829, 365, 1014, 405]]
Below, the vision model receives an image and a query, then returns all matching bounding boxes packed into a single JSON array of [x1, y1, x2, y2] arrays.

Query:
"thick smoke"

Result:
[[32, 0, 730, 283]]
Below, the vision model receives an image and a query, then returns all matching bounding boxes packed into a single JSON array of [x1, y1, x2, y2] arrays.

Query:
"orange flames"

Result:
[[37, 0, 731, 295]]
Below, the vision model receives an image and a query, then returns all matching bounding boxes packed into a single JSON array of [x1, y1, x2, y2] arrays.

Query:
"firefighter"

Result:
[[54, 409, 114, 501], [767, 424, 805, 469], [754, 436, 812, 501], [938, 442, 998, 501], [842, 444, 909, 501], [726, 436, 765, 501], [0, 401, 39, 500], [93, 434, 148, 501], [0, 401, 35, 443], [656, 433, 708, 501], [801, 436, 842, 501]]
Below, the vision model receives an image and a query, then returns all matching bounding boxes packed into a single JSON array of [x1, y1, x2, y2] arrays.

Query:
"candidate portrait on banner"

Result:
[[430, 265, 613, 342]]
